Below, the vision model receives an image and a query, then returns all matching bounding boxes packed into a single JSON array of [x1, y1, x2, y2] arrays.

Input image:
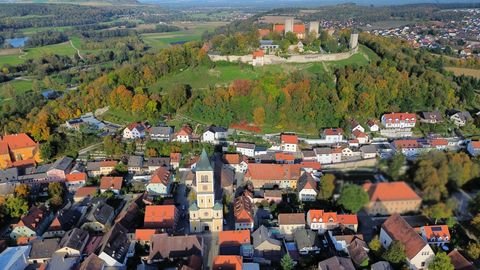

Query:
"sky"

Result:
[[140, 0, 480, 8]]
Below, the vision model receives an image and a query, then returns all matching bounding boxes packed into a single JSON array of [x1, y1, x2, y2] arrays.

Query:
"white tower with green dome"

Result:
[[189, 149, 223, 233]]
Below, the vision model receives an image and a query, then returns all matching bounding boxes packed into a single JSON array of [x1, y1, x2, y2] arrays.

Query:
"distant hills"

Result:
[[0, 0, 140, 5]]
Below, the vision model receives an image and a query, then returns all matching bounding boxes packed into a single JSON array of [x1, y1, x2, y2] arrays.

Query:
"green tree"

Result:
[[48, 182, 64, 198], [387, 153, 405, 179], [50, 195, 63, 209], [466, 242, 480, 260], [318, 174, 335, 200], [280, 254, 295, 270], [5, 197, 28, 218], [414, 159, 448, 202], [471, 214, 480, 231], [40, 141, 54, 161], [423, 202, 453, 224], [428, 252, 454, 270], [368, 235, 382, 255], [382, 240, 406, 264], [337, 184, 369, 213]]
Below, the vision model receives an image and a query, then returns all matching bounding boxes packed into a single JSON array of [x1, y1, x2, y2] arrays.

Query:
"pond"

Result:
[[5, 37, 29, 48]]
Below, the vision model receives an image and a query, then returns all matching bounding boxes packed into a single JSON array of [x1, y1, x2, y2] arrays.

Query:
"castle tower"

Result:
[[189, 149, 223, 233], [285, 17, 294, 34], [309, 21, 320, 38], [350, 31, 359, 49]]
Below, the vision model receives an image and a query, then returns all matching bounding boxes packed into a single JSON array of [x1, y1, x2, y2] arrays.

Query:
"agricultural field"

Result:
[[445, 67, 480, 79], [141, 21, 227, 49], [0, 41, 76, 66]]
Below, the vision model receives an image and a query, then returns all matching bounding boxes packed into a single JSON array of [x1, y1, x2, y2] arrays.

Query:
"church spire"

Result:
[[196, 149, 213, 171]]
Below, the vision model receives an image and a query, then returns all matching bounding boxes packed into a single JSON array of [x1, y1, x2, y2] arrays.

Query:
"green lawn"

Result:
[[0, 80, 33, 102], [359, 44, 381, 62], [21, 25, 73, 35], [100, 108, 143, 125], [0, 42, 76, 66]]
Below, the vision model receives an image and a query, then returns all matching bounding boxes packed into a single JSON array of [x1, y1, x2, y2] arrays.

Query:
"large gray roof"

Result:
[[252, 225, 281, 248], [50, 156, 74, 171]]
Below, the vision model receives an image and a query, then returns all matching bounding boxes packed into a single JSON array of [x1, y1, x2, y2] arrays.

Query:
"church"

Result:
[[189, 149, 223, 232]]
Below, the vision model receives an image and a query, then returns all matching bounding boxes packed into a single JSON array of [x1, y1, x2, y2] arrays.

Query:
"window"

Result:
[[201, 175, 208, 183], [421, 262, 425, 267]]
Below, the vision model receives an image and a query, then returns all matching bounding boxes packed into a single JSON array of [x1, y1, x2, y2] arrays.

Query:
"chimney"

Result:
[[31, 223, 36, 228]]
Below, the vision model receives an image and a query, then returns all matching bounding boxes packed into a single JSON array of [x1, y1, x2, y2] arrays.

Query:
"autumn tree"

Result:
[[338, 184, 369, 213], [14, 184, 30, 198], [471, 214, 480, 231], [414, 159, 448, 202], [253, 107, 265, 126], [131, 93, 149, 113], [30, 109, 51, 141], [318, 174, 335, 200], [368, 235, 382, 256], [466, 242, 480, 260]]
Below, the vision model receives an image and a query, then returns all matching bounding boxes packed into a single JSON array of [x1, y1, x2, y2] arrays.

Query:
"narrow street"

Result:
[[202, 232, 219, 270]]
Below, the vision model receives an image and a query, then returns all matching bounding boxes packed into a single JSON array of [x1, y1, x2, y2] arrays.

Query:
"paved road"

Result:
[[202, 232, 219, 270], [78, 142, 103, 155], [174, 182, 190, 234], [452, 189, 474, 221]]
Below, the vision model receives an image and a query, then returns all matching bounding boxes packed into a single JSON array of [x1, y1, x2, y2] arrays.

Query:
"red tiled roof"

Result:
[[281, 134, 298, 144], [170, 153, 181, 163], [275, 152, 296, 161], [1, 133, 37, 150], [273, 24, 285, 33], [253, 50, 264, 59], [423, 225, 450, 241], [176, 125, 193, 136], [218, 230, 251, 246], [99, 160, 117, 167], [363, 181, 420, 202], [383, 112, 416, 122], [75, 187, 98, 198], [448, 249, 476, 270], [151, 167, 171, 185], [324, 128, 344, 136], [126, 122, 145, 131], [234, 194, 254, 224], [430, 138, 448, 147], [367, 119, 379, 127], [0, 142, 9, 155], [352, 130, 368, 138], [12, 159, 35, 167], [470, 141, 480, 149], [245, 163, 302, 180], [223, 153, 241, 165], [293, 24, 305, 33], [135, 229, 157, 242], [338, 214, 358, 225], [381, 214, 428, 260], [144, 205, 176, 228], [66, 172, 87, 182], [278, 213, 304, 225], [394, 139, 420, 149], [99, 176, 123, 190], [299, 161, 321, 170], [213, 255, 243, 270], [258, 29, 271, 38]]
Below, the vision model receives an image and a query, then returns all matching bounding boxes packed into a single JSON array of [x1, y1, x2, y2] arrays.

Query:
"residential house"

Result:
[[56, 228, 89, 256], [65, 172, 87, 192], [273, 20, 306, 39], [135, 229, 157, 245], [467, 141, 480, 156], [393, 139, 422, 157], [99, 176, 123, 194], [78, 254, 104, 270], [263, 190, 283, 203], [170, 153, 181, 169], [234, 192, 254, 230], [98, 223, 134, 267], [318, 256, 355, 270], [218, 230, 251, 255], [363, 182, 421, 215], [302, 150, 316, 161], [381, 112, 417, 129], [294, 228, 320, 255], [314, 147, 333, 164], [144, 205, 178, 232], [219, 167, 235, 195], [352, 130, 369, 144], [244, 163, 303, 189], [350, 120, 365, 133], [44, 205, 83, 238], [252, 50, 265, 66], [115, 194, 144, 232], [371, 261, 393, 270], [10, 205, 53, 239], [278, 213, 305, 235], [73, 187, 98, 203], [0, 246, 31, 270], [324, 128, 344, 143], [202, 126, 228, 144], [123, 122, 147, 139], [81, 200, 115, 232], [0, 133, 42, 169], [146, 167, 172, 196], [280, 133, 298, 152], [127, 155, 144, 174], [360, 145, 377, 159], [86, 160, 117, 177], [380, 214, 434, 270], [149, 126, 173, 142], [347, 237, 369, 267], [367, 119, 380, 132], [419, 111, 443, 124], [28, 238, 60, 264], [222, 153, 248, 173], [251, 225, 282, 261], [147, 234, 203, 264], [429, 138, 448, 150], [47, 156, 74, 181], [448, 249, 476, 270], [297, 173, 318, 202], [213, 255, 242, 270], [173, 125, 193, 143], [449, 110, 472, 127], [145, 157, 170, 173], [420, 225, 450, 246], [275, 152, 297, 164], [307, 210, 358, 233], [236, 143, 256, 157]]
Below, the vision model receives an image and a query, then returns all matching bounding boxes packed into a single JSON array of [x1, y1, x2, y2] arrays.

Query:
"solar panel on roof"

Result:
[[431, 226, 442, 232]]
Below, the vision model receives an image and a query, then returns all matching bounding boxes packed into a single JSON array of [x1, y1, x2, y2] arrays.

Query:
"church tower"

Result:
[[189, 149, 223, 233]]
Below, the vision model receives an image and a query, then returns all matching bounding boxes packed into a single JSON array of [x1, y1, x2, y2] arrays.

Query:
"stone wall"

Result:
[[208, 46, 359, 65]]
